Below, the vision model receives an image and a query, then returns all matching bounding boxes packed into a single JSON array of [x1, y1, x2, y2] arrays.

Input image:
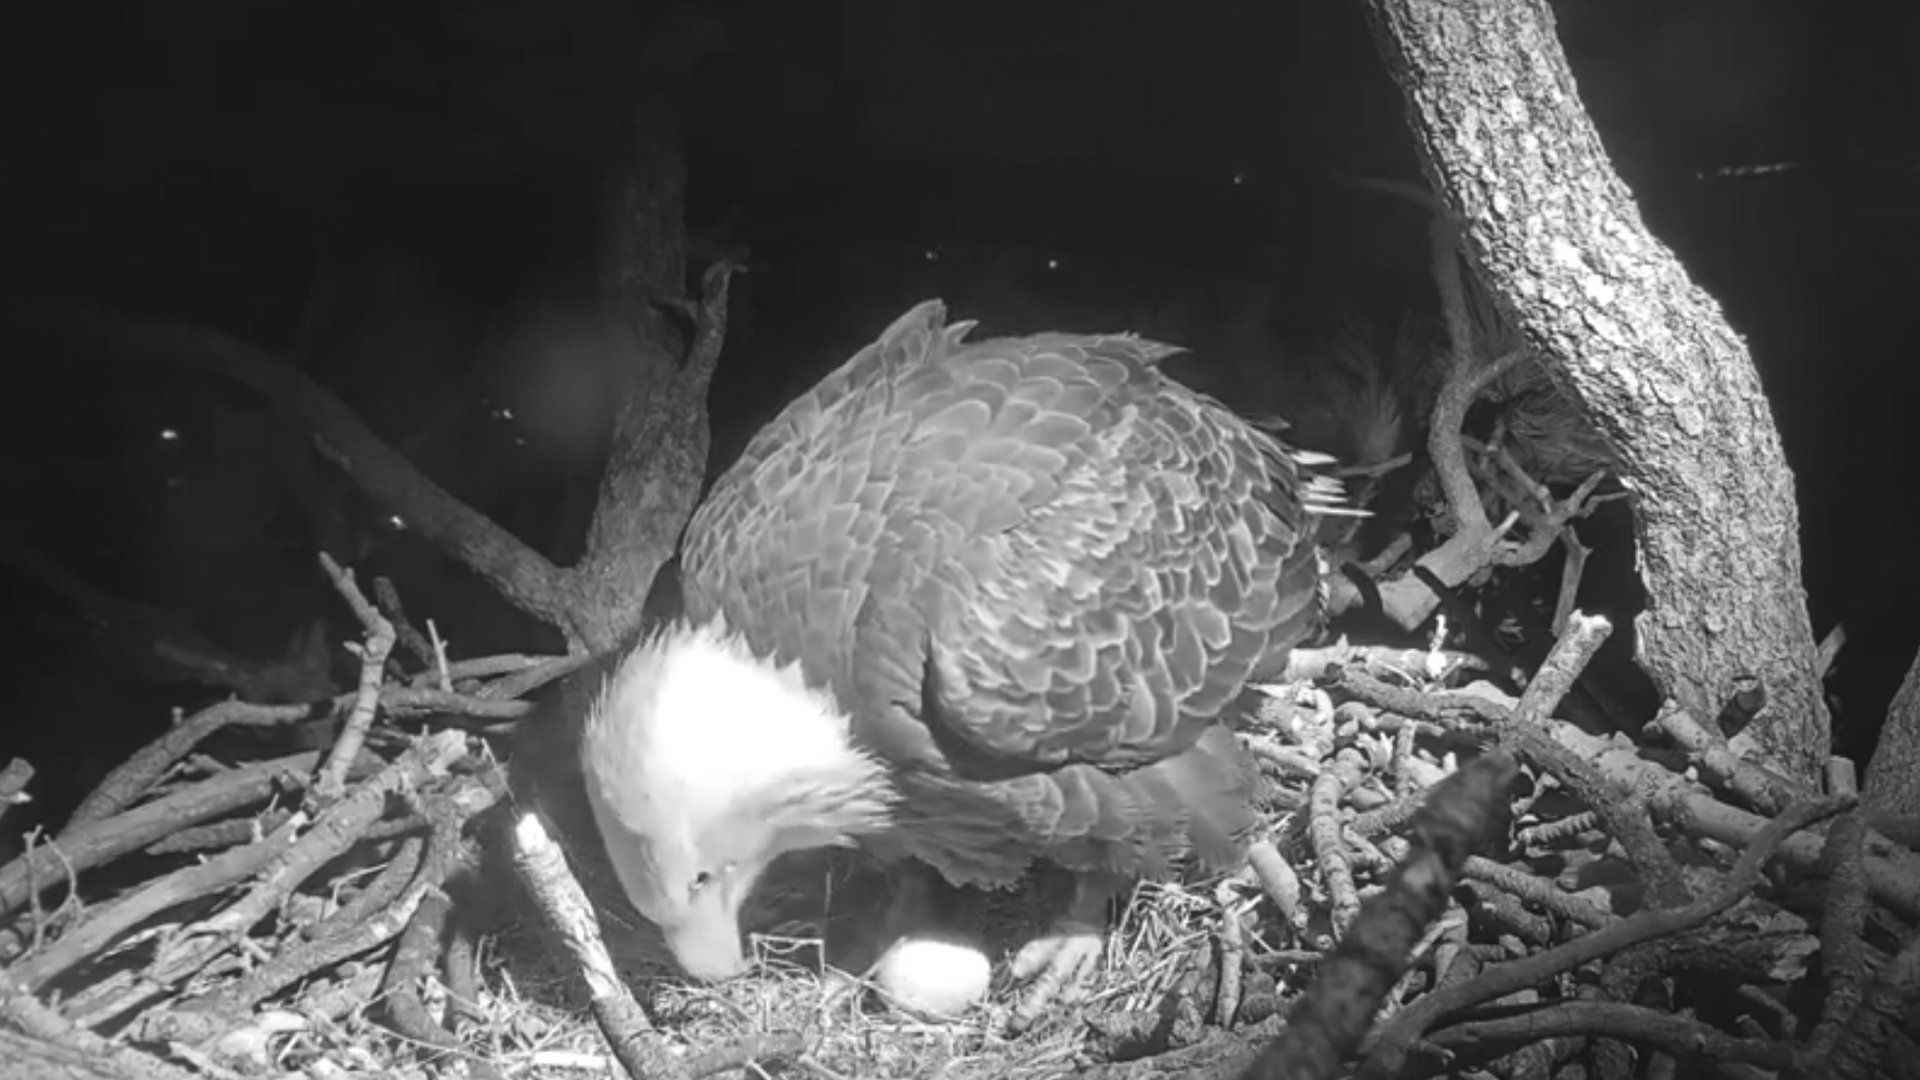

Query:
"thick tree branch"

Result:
[[0, 534, 332, 702], [1363, 0, 1829, 783], [1864, 648, 1920, 817], [5, 295, 575, 631]]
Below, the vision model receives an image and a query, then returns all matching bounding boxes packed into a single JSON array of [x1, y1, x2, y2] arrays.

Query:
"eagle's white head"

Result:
[[579, 618, 895, 981]]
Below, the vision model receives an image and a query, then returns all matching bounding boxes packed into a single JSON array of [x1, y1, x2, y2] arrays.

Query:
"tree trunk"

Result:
[[1864, 650, 1920, 817], [1363, 0, 1829, 783], [562, 102, 718, 654]]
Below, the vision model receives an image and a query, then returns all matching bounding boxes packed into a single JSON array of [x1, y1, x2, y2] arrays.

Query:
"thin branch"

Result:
[[1461, 855, 1613, 929], [1647, 703, 1804, 816], [9, 811, 310, 993], [1815, 623, 1847, 681], [4, 294, 574, 630], [0, 972, 203, 1080], [374, 575, 437, 673], [1550, 720, 1920, 918], [1510, 611, 1609, 727], [1424, 1001, 1801, 1072], [1237, 751, 1521, 1080], [67, 699, 316, 837], [1244, 839, 1307, 935], [513, 811, 690, 1080], [1493, 613, 1693, 908], [1354, 795, 1851, 1080], [0, 752, 327, 919], [1308, 750, 1368, 937], [313, 553, 397, 804]]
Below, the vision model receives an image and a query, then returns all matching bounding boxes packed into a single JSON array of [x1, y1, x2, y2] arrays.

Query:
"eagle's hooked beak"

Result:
[[659, 865, 757, 982]]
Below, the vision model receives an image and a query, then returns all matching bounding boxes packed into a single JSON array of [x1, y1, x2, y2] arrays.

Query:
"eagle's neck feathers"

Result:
[[584, 619, 896, 855]]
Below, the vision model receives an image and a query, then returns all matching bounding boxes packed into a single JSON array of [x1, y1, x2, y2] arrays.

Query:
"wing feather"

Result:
[[679, 301, 1327, 881]]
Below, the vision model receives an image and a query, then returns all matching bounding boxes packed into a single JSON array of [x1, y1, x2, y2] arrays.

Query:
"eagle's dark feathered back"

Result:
[[678, 300, 1328, 887]]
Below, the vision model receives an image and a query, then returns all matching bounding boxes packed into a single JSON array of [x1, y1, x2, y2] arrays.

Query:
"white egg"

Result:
[[872, 936, 993, 1019]]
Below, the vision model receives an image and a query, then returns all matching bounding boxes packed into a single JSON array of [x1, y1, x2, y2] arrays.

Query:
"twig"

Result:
[[302, 833, 427, 942], [429, 619, 453, 691], [1826, 755, 1857, 797], [1335, 669, 1509, 726], [1736, 983, 1801, 1040], [1215, 883, 1247, 1028], [1489, 471, 1606, 568], [1244, 839, 1306, 935], [381, 890, 458, 1049], [443, 920, 485, 1027], [0, 971, 203, 1080], [1548, 721, 1920, 918], [144, 810, 296, 856], [294, 962, 386, 1027], [63, 701, 273, 834], [1387, 723, 1420, 794], [686, 1032, 811, 1077], [1374, 905, 1465, 1027], [0, 751, 327, 919], [1462, 855, 1613, 929], [1424, 1001, 1801, 1072], [1276, 643, 1486, 684], [15, 828, 82, 954], [1815, 623, 1847, 681], [1241, 736, 1324, 782], [478, 651, 596, 702], [9, 808, 310, 992], [165, 782, 491, 1033], [1514, 811, 1599, 848], [1354, 794, 1851, 1080], [370, 685, 535, 721], [1351, 788, 1431, 840], [412, 652, 552, 686], [1308, 749, 1368, 938], [1237, 750, 1520, 1080], [314, 552, 397, 805], [512, 811, 690, 1080], [1508, 612, 1607, 727], [153, 732, 467, 977], [1647, 703, 1804, 817], [374, 574, 437, 673], [1495, 613, 1693, 909], [1427, 905, 1471, 994], [1457, 879, 1554, 945]]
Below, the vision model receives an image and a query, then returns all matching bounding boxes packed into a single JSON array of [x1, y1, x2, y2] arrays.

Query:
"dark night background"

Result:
[[0, 1, 1915, 836]]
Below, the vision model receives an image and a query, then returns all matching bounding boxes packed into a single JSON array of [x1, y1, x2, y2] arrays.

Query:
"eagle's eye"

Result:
[[690, 861, 738, 897]]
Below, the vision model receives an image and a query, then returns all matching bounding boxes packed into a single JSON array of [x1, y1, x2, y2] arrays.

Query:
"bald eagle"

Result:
[[580, 299, 1338, 1022]]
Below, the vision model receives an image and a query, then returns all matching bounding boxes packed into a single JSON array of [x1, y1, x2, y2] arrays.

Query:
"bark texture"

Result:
[[1863, 650, 1920, 817], [1364, 0, 1828, 782], [0, 1031, 128, 1080], [562, 103, 721, 654]]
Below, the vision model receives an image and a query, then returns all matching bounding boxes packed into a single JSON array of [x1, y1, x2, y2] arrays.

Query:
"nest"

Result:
[[3, 562, 1912, 1080], [2, 176, 1912, 1080]]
